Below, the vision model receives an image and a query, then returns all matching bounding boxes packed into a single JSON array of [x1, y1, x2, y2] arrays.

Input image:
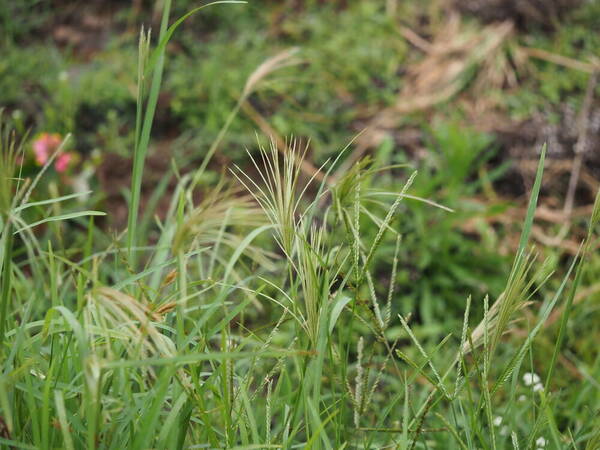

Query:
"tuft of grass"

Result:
[[1, 3, 600, 449], [2, 116, 600, 447]]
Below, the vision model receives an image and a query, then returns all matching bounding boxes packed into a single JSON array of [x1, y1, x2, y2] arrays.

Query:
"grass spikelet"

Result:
[[352, 336, 365, 428]]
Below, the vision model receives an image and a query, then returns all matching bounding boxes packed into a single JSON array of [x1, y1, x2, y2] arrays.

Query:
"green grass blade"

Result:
[[14, 211, 106, 235], [516, 143, 546, 260]]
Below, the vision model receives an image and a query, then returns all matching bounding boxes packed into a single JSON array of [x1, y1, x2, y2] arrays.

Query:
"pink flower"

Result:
[[32, 133, 62, 166], [55, 152, 73, 173]]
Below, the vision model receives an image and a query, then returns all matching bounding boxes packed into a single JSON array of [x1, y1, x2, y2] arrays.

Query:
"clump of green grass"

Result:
[[1, 3, 600, 449], [2, 112, 599, 447]]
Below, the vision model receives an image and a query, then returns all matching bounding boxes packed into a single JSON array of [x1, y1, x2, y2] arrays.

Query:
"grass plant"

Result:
[[0, 2, 599, 449]]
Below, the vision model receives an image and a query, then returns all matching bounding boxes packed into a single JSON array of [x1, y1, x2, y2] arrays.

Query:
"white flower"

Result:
[[536, 436, 547, 447], [518, 394, 527, 402], [493, 416, 503, 427], [523, 372, 541, 386], [533, 382, 544, 392]]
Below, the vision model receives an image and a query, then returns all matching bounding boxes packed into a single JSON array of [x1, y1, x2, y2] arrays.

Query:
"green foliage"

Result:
[[0, 0, 50, 44], [165, 1, 407, 163], [506, 1, 600, 119], [0, 45, 61, 116], [1, 127, 598, 447], [1, 1, 600, 448], [372, 122, 511, 325]]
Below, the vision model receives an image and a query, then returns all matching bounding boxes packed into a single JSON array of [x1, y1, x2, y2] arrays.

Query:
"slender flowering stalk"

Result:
[[353, 337, 365, 428]]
